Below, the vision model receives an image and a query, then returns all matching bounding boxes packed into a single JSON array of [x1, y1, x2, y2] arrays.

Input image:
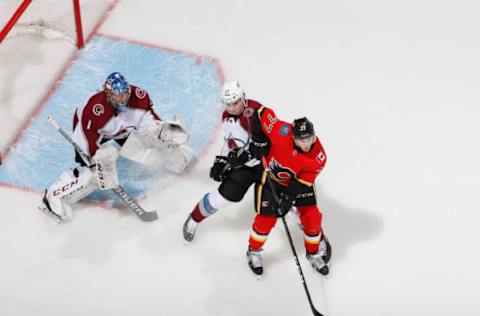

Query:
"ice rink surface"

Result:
[[1, 1, 480, 315]]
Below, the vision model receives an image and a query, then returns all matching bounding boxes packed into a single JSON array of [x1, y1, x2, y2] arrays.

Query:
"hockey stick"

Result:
[[261, 156, 324, 316], [46, 116, 158, 222], [219, 107, 256, 177], [217, 135, 251, 181]]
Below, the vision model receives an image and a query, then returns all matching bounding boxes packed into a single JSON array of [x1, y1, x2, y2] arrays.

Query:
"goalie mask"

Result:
[[104, 72, 131, 112]]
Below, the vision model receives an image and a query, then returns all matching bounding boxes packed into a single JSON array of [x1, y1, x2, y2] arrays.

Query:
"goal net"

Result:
[[0, 0, 107, 48]]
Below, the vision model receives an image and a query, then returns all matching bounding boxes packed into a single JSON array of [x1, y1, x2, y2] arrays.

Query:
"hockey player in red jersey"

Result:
[[246, 117, 332, 276], [182, 81, 278, 242], [40, 72, 193, 221]]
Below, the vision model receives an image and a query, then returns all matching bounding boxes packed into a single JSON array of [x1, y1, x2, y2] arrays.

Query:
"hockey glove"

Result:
[[227, 147, 250, 169], [249, 140, 270, 160], [276, 193, 295, 217], [210, 156, 229, 182]]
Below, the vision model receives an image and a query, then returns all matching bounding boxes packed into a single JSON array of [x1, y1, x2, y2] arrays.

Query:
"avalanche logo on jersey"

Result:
[[93, 104, 105, 116], [268, 159, 295, 185], [135, 88, 146, 99]]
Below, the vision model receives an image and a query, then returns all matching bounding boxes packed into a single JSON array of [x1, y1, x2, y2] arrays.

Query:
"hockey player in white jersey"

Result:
[[40, 72, 193, 222], [183, 81, 279, 243]]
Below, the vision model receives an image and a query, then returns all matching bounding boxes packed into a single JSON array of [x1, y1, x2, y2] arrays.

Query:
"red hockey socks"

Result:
[[298, 205, 322, 254], [249, 214, 277, 251]]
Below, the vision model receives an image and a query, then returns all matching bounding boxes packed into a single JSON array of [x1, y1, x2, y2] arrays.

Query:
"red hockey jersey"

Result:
[[263, 119, 326, 187]]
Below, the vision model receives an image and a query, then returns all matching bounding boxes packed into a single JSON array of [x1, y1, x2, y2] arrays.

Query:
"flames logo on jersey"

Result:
[[135, 88, 146, 99], [268, 159, 295, 185], [92, 104, 105, 116]]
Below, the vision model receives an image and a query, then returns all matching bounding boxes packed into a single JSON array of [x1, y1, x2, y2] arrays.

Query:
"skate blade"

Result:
[[248, 267, 263, 280], [322, 264, 331, 278], [254, 273, 262, 280], [317, 263, 331, 278], [38, 205, 61, 223]]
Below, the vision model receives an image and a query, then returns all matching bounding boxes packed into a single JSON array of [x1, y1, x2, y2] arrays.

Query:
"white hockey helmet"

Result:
[[222, 81, 245, 104]]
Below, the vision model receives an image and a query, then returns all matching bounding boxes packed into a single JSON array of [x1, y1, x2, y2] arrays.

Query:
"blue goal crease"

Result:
[[0, 35, 222, 205]]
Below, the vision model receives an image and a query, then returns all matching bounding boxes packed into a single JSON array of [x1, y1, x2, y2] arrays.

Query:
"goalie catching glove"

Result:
[[120, 115, 193, 173], [147, 115, 189, 145]]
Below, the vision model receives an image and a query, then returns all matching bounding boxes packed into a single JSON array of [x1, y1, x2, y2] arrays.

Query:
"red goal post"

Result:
[[0, 0, 84, 48]]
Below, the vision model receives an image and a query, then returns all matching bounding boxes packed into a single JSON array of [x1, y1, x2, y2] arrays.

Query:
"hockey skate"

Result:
[[319, 235, 332, 264], [246, 247, 264, 277], [307, 235, 332, 275], [38, 190, 62, 223], [182, 214, 198, 243]]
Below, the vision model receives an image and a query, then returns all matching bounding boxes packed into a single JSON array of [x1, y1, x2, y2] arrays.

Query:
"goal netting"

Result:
[[0, 0, 87, 48]]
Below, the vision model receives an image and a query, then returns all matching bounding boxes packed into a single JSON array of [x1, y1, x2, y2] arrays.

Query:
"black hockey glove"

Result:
[[276, 193, 295, 217], [248, 140, 270, 160], [227, 147, 250, 169], [210, 156, 229, 182]]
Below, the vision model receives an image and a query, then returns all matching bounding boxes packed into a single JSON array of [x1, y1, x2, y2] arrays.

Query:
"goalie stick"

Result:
[[46, 116, 158, 222], [261, 156, 325, 316]]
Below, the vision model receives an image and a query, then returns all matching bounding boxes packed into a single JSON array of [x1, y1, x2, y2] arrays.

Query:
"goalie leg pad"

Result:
[[45, 166, 98, 220], [94, 144, 120, 190]]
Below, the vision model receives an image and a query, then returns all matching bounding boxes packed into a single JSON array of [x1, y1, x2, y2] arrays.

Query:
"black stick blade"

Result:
[[312, 307, 324, 316]]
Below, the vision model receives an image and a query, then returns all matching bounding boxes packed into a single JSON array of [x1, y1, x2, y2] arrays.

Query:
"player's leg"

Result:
[[183, 167, 256, 242], [247, 214, 277, 276], [297, 204, 331, 275], [246, 182, 279, 275]]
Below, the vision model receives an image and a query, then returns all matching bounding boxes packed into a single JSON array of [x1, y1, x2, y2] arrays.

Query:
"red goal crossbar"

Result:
[[0, 0, 84, 48]]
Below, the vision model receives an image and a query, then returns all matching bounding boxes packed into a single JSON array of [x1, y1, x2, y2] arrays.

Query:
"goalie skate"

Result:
[[38, 190, 61, 223]]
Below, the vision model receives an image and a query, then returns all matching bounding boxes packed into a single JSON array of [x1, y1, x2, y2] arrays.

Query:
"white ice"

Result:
[[1, 1, 480, 315]]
